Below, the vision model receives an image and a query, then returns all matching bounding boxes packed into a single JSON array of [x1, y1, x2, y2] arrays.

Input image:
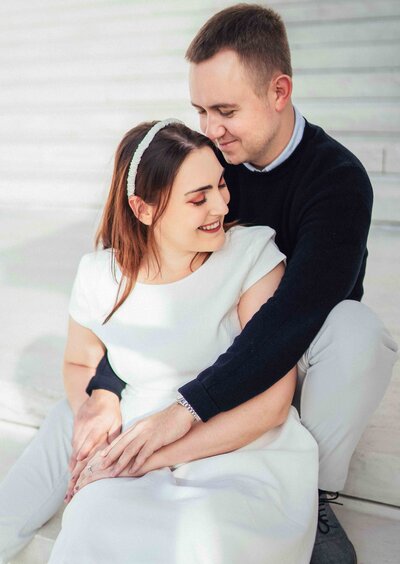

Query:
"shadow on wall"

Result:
[[0, 217, 97, 294], [0, 212, 98, 426], [1, 336, 67, 427]]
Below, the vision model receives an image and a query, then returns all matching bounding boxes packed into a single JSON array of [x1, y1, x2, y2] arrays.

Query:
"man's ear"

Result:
[[270, 74, 292, 112], [128, 195, 154, 226]]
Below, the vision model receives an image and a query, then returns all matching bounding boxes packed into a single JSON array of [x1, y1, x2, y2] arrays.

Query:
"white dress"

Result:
[[49, 225, 318, 564]]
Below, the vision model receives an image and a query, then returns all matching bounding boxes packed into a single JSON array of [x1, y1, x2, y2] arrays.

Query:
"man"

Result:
[[0, 4, 397, 563]]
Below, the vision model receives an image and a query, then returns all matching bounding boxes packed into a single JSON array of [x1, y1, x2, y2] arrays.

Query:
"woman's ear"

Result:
[[128, 195, 154, 226]]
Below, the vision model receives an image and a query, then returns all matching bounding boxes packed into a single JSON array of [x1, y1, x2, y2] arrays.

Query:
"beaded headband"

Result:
[[126, 118, 184, 197]]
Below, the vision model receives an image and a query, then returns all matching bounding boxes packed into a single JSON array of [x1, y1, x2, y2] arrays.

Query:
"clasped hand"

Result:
[[65, 390, 122, 503], [67, 402, 195, 500]]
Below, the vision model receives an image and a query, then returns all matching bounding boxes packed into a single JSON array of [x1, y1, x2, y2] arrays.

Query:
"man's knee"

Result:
[[307, 301, 398, 391], [319, 300, 397, 360]]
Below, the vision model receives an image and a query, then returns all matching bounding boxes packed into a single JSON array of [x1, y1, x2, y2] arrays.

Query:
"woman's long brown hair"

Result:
[[96, 121, 218, 323]]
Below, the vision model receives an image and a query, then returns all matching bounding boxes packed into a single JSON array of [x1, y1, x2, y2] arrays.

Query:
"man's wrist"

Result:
[[176, 393, 202, 422]]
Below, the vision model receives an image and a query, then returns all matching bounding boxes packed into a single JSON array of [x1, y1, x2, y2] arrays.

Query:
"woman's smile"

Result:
[[198, 220, 222, 233]]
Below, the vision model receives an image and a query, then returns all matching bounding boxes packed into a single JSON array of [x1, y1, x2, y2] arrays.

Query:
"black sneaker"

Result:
[[310, 490, 357, 564]]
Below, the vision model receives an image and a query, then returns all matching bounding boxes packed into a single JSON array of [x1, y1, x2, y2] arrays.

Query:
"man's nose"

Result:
[[204, 115, 225, 141]]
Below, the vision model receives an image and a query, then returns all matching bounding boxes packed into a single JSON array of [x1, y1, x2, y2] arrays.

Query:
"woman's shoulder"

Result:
[[75, 249, 116, 283], [78, 248, 113, 268], [225, 224, 278, 251]]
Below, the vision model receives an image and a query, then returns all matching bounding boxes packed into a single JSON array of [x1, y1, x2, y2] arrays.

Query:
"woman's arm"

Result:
[[63, 317, 106, 415], [64, 318, 122, 472]]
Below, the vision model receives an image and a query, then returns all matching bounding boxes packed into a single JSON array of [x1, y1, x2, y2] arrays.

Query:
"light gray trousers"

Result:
[[0, 300, 397, 562]]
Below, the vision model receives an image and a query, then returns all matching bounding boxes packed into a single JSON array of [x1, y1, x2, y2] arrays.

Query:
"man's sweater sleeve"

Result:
[[86, 352, 126, 399], [178, 164, 373, 421]]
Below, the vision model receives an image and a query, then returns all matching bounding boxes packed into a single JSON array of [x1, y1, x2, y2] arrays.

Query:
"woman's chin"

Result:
[[202, 231, 226, 252]]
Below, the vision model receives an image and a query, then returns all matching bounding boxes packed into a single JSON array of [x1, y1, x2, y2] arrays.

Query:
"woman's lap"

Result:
[[49, 409, 318, 564]]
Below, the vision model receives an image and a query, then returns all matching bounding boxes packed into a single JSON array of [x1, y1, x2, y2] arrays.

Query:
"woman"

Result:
[[47, 119, 318, 563]]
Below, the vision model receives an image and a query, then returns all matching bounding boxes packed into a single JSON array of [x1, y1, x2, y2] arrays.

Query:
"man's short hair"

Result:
[[186, 3, 292, 92]]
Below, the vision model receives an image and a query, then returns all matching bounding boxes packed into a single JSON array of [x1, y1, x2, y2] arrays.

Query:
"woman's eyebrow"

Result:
[[184, 170, 225, 196], [184, 185, 212, 196]]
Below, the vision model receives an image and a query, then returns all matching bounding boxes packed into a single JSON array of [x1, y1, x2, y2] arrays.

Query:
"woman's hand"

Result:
[[65, 440, 110, 503], [99, 403, 195, 476], [67, 450, 112, 501], [69, 390, 122, 471], [68, 445, 168, 501]]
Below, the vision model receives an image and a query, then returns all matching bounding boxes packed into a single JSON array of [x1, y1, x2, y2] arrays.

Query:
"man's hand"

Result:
[[69, 389, 122, 472], [99, 403, 194, 476]]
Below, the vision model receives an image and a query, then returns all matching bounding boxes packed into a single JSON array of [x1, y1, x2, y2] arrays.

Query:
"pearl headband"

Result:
[[126, 118, 184, 197]]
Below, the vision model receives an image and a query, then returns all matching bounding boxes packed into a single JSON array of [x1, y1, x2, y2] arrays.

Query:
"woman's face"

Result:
[[154, 146, 230, 257]]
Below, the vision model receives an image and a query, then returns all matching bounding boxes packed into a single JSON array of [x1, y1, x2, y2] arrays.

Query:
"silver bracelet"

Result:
[[176, 393, 201, 422]]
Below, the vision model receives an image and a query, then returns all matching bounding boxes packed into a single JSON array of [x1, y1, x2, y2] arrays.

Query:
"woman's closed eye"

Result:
[[189, 183, 227, 206]]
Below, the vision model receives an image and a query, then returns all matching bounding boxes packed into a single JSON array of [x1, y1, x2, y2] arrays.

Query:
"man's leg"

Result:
[[295, 300, 398, 563], [297, 300, 397, 491], [0, 399, 73, 563]]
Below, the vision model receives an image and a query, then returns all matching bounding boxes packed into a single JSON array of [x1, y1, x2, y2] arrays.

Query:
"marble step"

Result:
[[1, 136, 398, 177], [1, 42, 399, 80], [1, 0, 399, 36], [0, 168, 398, 223], [1, 16, 399, 64], [1, 71, 399, 104], [1, 0, 400, 28], [1, 100, 398, 134], [370, 175, 400, 223]]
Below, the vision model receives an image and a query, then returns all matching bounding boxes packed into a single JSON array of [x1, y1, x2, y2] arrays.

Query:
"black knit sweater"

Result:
[[90, 121, 373, 421]]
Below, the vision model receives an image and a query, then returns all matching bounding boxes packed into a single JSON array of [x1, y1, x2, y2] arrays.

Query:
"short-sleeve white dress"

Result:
[[49, 225, 318, 564]]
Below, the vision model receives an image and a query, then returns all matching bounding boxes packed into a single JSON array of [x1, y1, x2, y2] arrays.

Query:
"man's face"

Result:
[[189, 49, 280, 168]]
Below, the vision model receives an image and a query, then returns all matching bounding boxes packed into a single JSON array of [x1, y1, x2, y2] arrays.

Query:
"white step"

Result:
[[292, 42, 400, 71], [287, 17, 400, 46], [0, 157, 398, 223], [1, 13, 399, 63], [1, 0, 399, 27], [1, 42, 399, 81], [1, 72, 399, 105], [1, 137, 396, 176], [0, 100, 398, 137], [370, 175, 400, 223]]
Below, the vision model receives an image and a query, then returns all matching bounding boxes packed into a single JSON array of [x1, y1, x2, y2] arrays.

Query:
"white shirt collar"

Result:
[[243, 106, 305, 173]]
